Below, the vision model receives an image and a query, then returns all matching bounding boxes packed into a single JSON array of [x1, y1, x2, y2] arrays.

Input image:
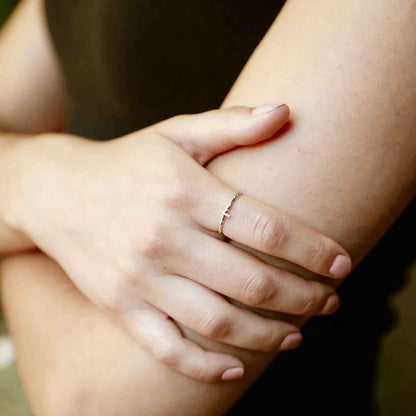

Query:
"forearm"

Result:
[[0, 134, 38, 253], [0, 0, 65, 252], [200, 0, 416, 366], [210, 0, 416, 264], [192, 0, 416, 410], [58, 1, 416, 414], [4, 1, 416, 415]]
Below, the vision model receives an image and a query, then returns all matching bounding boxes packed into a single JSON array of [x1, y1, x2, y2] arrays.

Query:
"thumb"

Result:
[[152, 103, 290, 164]]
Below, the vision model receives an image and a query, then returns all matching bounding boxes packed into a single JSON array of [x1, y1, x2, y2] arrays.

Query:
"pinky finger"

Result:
[[121, 306, 245, 383]]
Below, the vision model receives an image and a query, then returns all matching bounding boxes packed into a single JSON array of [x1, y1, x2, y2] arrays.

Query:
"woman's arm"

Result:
[[0, 0, 65, 252], [2, 0, 416, 415], [210, 0, 416, 263], [159, 1, 416, 411], [1, 0, 352, 383], [205, 0, 416, 398], [0, 0, 65, 134]]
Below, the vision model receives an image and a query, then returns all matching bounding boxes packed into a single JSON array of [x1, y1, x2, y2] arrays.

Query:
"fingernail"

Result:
[[221, 367, 245, 381], [251, 103, 285, 115], [320, 294, 340, 315], [280, 333, 303, 351], [329, 255, 352, 278]]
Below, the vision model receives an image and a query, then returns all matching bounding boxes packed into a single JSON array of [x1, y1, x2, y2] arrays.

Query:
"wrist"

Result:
[[0, 135, 38, 233], [0, 132, 84, 235]]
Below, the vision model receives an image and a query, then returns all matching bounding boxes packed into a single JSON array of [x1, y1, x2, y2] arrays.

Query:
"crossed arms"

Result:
[[0, 0, 415, 415]]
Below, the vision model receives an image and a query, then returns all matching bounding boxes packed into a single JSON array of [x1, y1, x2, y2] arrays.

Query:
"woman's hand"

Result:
[[7, 104, 351, 382]]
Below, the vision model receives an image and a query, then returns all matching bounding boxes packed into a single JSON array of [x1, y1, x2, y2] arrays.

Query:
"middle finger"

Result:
[[167, 229, 339, 316]]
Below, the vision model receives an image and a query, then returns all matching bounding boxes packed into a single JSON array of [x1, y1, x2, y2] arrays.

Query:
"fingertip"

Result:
[[203, 351, 245, 383], [329, 254, 352, 278], [319, 293, 340, 315], [251, 103, 289, 116], [221, 367, 245, 381], [278, 103, 290, 118], [280, 332, 303, 351], [232, 103, 290, 146]]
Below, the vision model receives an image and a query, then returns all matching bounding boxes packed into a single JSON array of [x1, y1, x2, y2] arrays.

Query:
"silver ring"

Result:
[[218, 191, 243, 235]]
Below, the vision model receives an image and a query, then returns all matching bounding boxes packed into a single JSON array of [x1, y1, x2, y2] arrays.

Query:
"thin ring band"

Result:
[[218, 191, 243, 235]]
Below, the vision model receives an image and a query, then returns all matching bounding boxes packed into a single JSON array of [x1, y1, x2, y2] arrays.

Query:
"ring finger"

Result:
[[189, 183, 352, 279], [167, 229, 339, 316]]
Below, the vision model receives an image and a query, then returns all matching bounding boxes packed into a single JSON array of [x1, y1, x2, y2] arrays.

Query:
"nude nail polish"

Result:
[[280, 333, 303, 351], [329, 255, 352, 278], [320, 294, 340, 315], [221, 367, 245, 381], [251, 103, 285, 115]]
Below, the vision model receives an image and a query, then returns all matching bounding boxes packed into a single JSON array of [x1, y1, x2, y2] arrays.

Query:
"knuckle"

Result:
[[299, 290, 321, 316], [199, 314, 233, 339], [192, 364, 213, 383], [154, 342, 181, 367], [254, 327, 281, 352], [252, 213, 289, 252], [305, 240, 328, 270], [99, 283, 126, 313], [140, 224, 171, 259], [241, 272, 274, 306], [115, 253, 141, 280], [162, 180, 193, 210]]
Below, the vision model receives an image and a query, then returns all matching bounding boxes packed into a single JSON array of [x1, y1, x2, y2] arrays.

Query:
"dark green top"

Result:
[[45, 0, 282, 140]]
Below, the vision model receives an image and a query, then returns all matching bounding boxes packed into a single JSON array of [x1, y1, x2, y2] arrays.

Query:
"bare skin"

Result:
[[0, 1, 351, 382], [1, 0, 416, 415]]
